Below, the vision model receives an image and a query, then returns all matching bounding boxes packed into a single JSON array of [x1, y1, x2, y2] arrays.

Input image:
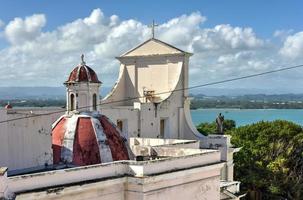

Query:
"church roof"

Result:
[[52, 112, 132, 166], [118, 38, 192, 58], [65, 55, 101, 84]]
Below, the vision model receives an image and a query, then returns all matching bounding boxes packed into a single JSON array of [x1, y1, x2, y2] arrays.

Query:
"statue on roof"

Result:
[[216, 113, 224, 134]]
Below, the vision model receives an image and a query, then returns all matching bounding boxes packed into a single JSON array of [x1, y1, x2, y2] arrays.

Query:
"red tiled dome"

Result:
[[66, 65, 101, 83], [52, 113, 131, 166]]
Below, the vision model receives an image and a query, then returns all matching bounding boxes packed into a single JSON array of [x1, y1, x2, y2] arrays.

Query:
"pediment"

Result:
[[119, 38, 188, 57]]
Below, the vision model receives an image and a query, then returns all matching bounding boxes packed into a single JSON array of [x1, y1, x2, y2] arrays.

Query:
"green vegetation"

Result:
[[231, 120, 303, 199], [197, 120, 303, 199]]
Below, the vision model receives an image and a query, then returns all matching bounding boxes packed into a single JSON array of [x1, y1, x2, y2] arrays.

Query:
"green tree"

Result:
[[230, 120, 303, 199], [196, 119, 236, 136]]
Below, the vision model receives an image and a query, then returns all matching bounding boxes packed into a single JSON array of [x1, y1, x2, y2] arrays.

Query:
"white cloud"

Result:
[[94, 19, 148, 58], [0, 9, 302, 93], [191, 24, 264, 53], [83, 8, 104, 25], [279, 32, 303, 59], [217, 51, 255, 65], [5, 14, 46, 44], [158, 12, 206, 47]]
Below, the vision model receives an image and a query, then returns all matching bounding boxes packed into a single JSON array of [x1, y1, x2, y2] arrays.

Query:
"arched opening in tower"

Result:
[[93, 93, 97, 111], [70, 93, 75, 111]]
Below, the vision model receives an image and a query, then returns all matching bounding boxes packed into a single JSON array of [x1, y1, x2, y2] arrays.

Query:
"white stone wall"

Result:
[[101, 106, 139, 138], [101, 48, 198, 141], [0, 108, 61, 171]]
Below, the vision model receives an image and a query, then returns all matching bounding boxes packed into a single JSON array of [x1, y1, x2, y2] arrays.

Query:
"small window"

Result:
[[70, 94, 75, 111], [117, 120, 123, 132], [93, 93, 97, 111], [117, 119, 128, 138], [160, 118, 168, 138], [160, 119, 165, 138]]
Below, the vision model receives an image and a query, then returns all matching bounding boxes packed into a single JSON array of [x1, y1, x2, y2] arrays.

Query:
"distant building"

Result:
[[0, 37, 241, 199]]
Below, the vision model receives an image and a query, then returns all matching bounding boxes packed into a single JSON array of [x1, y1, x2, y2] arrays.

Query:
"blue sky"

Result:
[[1, 0, 302, 38], [0, 1, 303, 93]]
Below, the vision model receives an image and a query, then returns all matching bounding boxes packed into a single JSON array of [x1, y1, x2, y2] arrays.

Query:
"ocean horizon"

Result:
[[191, 108, 303, 127]]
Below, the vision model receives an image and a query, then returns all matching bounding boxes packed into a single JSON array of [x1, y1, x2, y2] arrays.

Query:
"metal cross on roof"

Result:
[[80, 54, 85, 65], [149, 20, 158, 39]]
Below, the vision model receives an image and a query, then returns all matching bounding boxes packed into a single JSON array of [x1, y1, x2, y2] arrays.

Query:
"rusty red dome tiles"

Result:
[[66, 65, 101, 84], [52, 113, 131, 166]]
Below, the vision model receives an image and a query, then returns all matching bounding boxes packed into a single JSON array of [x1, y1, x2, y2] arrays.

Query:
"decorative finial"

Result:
[[149, 20, 158, 39], [80, 54, 85, 65]]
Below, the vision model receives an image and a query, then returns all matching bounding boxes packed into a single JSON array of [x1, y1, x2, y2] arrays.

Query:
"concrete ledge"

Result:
[[0, 168, 7, 176], [7, 147, 222, 197], [130, 137, 199, 148]]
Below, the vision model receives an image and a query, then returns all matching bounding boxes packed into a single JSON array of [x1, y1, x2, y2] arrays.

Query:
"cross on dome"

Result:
[[80, 54, 86, 65], [149, 20, 158, 38]]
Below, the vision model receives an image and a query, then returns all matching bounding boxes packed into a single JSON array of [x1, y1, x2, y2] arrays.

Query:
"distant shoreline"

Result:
[[191, 108, 303, 110]]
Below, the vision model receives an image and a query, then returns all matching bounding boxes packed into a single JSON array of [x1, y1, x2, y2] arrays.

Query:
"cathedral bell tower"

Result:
[[64, 55, 101, 113]]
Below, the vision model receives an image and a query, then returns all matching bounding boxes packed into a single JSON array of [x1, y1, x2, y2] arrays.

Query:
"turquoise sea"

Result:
[[191, 109, 303, 127]]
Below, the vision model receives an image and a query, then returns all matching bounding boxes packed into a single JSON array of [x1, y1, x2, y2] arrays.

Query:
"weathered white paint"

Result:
[[61, 114, 78, 163], [129, 137, 200, 149], [14, 167, 222, 200], [0, 108, 61, 171], [91, 117, 113, 163], [200, 134, 239, 182]]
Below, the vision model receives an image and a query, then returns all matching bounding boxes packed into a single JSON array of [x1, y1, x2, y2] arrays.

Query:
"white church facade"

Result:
[[0, 37, 242, 199], [101, 38, 200, 140]]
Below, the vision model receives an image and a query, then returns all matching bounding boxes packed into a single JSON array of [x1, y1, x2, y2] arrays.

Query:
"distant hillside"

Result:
[[191, 93, 303, 109], [192, 93, 303, 101], [0, 87, 112, 100], [1, 86, 303, 102], [0, 87, 66, 99], [189, 87, 303, 96]]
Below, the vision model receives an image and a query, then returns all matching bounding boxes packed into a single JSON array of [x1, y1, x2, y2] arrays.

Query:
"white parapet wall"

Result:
[[0, 143, 224, 200], [200, 134, 242, 197], [129, 137, 200, 148]]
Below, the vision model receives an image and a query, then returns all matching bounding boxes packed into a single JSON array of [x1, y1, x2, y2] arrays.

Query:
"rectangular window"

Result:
[[160, 119, 165, 138], [159, 118, 169, 138], [93, 94, 97, 111], [117, 119, 128, 138], [117, 120, 123, 132]]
